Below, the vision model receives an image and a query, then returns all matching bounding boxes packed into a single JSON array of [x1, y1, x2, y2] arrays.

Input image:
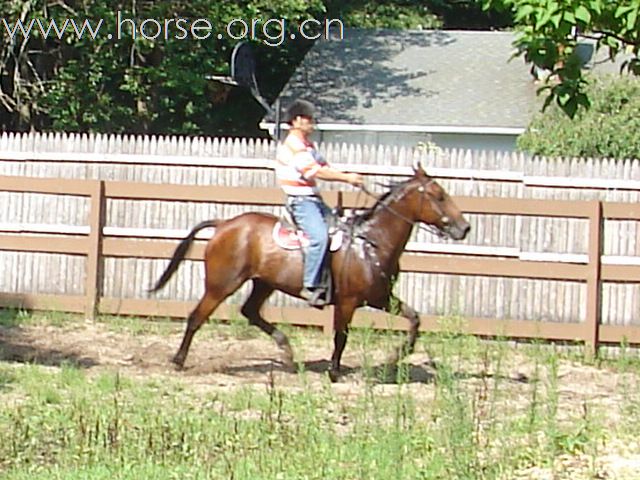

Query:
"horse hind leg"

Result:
[[173, 290, 227, 368], [240, 279, 294, 368], [384, 296, 420, 366]]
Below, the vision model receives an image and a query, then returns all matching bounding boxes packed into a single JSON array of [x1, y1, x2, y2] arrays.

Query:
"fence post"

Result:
[[585, 200, 603, 356], [85, 180, 106, 320]]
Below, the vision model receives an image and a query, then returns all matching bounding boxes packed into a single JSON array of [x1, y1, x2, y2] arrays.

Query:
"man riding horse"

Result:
[[275, 99, 363, 307], [151, 44, 470, 380]]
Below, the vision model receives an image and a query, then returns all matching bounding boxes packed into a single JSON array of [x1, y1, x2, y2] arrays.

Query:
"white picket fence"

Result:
[[0, 131, 639, 327]]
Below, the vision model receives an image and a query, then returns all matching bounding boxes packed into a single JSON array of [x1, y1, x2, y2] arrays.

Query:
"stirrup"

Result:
[[300, 287, 327, 307]]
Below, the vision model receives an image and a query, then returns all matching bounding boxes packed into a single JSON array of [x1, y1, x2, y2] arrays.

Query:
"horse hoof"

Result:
[[327, 369, 339, 383], [385, 351, 400, 366], [283, 359, 296, 374], [279, 356, 295, 373], [279, 344, 295, 368], [171, 356, 185, 370]]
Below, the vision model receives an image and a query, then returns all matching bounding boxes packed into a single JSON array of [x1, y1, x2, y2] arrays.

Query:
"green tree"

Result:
[[1, 0, 326, 134], [324, 0, 441, 28], [481, 0, 640, 117], [517, 75, 640, 159]]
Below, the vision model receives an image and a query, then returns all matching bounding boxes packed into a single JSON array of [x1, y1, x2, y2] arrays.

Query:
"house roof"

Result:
[[261, 29, 633, 134], [263, 29, 542, 133]]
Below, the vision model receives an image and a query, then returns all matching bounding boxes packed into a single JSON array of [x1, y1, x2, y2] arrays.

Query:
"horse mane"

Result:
[[351, 178, 412, 225]]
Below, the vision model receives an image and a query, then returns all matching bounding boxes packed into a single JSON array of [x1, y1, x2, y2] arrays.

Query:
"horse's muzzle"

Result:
[[446, 221, 471, 241]]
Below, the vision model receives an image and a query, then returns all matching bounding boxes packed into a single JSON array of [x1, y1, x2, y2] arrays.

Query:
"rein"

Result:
[[358, 182, 447, 238]]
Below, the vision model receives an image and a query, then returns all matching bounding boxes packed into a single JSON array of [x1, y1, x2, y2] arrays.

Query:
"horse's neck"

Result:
[[362, 200, 414, 266]]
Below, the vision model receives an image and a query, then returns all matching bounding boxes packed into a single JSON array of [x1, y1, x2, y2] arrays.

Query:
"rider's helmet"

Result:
[[283, 99, 315, 124]]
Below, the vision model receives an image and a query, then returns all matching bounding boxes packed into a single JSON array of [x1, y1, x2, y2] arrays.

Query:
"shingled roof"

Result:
[[263, 29, 544, 132]]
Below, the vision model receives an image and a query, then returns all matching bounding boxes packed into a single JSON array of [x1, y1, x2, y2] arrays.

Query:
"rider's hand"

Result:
[[346, 173, 364, 187]]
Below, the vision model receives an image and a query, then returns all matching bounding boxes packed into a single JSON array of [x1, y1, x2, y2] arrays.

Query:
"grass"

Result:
[[1, 366, 426, 479], [0, 308, 77, 329], [97, 314, 184, 337], [1, 310, 640, 478]]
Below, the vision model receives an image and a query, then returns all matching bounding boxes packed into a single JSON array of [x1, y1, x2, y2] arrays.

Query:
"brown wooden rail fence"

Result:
[[1, 174, 640, 352]]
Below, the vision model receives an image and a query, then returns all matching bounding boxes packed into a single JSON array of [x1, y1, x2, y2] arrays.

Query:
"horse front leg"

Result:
[[384, 296, 421, 365], [329, 299, 357, 382], [329, 329, 348, 383]]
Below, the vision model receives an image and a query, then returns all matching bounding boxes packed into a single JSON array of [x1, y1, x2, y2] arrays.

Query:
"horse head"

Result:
[[408, 162, 470, 240]]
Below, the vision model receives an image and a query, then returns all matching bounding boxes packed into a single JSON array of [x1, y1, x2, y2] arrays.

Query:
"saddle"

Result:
[[272, 220, 344, 251]]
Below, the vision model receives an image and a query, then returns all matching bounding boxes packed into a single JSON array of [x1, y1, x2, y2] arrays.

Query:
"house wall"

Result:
[[315, 130, 519, 152]]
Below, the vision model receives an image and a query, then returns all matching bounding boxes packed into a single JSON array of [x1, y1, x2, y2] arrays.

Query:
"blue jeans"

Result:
[[287, 195, 331, 289]]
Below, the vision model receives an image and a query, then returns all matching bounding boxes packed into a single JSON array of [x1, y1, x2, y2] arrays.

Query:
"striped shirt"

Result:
[[274, 134, 328, 196]]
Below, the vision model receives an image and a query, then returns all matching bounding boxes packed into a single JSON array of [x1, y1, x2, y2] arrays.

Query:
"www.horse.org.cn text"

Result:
[[1, 13, 345, 47]]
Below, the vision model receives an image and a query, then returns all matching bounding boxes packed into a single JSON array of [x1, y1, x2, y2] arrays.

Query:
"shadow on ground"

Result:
[[0, 326, 98, 368]]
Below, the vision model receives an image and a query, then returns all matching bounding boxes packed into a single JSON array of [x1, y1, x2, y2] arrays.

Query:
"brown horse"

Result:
[[150, 165, 470, 381]]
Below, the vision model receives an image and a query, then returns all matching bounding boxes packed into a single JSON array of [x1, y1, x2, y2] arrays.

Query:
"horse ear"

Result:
[[412, 160, 427, 177]]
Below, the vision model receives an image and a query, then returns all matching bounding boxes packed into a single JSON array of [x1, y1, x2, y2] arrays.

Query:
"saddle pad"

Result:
[[272, 222, 343, 252]]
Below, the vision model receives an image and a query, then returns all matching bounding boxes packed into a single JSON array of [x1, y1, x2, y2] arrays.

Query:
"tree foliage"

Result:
[[481, 0, 640, 118], [0, 0, 326, 135], [517, 75, 640, 159], [324, 0, 441, 28]]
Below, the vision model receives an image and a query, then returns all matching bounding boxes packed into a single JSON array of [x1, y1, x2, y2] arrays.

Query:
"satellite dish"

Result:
[[231, 43, 275, 117], [206, 42, 282, 140], [206, 44, 250, 85], [231, 43, 257, 90]]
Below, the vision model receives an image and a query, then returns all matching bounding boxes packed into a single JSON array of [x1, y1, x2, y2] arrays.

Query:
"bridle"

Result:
[[358, 178, 450, 238]]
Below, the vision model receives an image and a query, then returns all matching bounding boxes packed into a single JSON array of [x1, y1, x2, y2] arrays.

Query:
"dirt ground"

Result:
[[1, 319, 640, 479]]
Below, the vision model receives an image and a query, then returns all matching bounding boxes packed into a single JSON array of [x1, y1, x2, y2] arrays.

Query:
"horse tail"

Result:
[[149, 219, 220, 293]]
